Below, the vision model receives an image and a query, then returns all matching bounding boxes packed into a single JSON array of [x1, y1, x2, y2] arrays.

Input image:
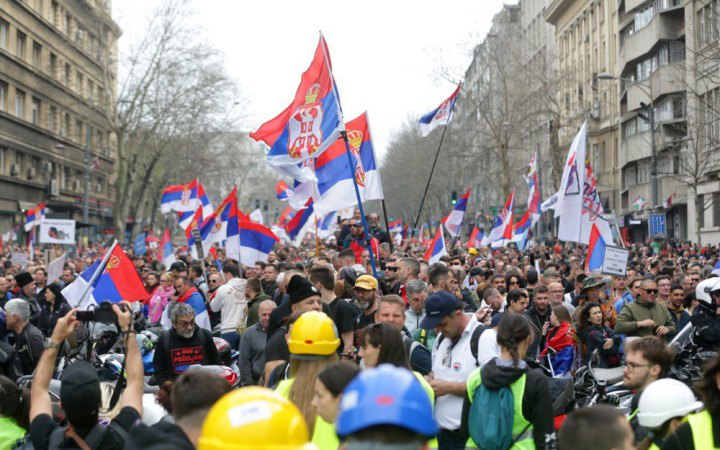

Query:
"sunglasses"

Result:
[[385, 267, 398, 272], [642, 288, 659, 294], [350, 224, 362, 228]]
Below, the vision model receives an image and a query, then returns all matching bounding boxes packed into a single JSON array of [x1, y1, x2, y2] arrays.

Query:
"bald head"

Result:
[[258, 300, 276, 330], [548, 282, 565, 306]]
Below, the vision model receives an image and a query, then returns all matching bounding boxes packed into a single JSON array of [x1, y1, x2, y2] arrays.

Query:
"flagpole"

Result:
[[381, 200, 394, 253], [315, 215, 319, 256], [412, 118, 450, 237], [365, 111, 394, 253], [76, 240, 118, 309]]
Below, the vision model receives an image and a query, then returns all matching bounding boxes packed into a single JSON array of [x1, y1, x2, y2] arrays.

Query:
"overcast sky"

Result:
[[112, 1, 509, 159]]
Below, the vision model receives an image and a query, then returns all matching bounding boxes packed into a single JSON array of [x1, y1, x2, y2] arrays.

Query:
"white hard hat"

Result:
[[696, 278, 720, 306], [637, 379, 703, 428]]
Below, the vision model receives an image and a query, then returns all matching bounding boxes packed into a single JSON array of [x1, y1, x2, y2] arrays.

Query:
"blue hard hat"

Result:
[[335, 364, 438, 439]]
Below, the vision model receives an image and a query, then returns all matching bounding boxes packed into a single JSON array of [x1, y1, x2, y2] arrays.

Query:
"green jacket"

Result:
[[246, 293, 272, 328], [614, 299, 675, 338]]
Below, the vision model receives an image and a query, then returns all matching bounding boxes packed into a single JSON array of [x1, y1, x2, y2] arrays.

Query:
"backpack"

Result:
[[468, 374, 530, 450], [435, 323, 488, 367], [13, 421, 128, 450]]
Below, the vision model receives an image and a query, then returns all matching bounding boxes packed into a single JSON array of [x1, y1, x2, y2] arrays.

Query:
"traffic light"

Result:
[[255, 199, 260, 209], [451, 190, 458, 205]]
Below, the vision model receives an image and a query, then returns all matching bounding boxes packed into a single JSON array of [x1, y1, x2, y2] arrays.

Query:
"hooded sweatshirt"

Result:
[[210, 277, 248, 334], [460, 358, 557, 450]]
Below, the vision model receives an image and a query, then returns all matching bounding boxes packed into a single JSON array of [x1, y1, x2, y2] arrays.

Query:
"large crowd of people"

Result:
[[0, 217, 719, 450]]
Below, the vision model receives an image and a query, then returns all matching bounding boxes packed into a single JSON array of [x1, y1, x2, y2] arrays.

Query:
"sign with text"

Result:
[[602, 246, 630, 277], [39, 219, 76, 244], [648, 213, 667, 239], [47, 253, 67, 283]]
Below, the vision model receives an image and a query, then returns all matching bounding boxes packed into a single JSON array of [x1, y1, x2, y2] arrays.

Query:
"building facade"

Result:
[[0, 0, 119, 241]]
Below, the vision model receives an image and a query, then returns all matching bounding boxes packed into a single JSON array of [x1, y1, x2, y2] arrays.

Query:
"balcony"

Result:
[[621, 131, 653, 165], [620, 13, 685, 69], [626, 63, 685, 111]]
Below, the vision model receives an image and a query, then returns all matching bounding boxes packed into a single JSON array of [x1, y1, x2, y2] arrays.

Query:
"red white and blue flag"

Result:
[[62, 243, 147, 310], [178, 182, 213, 230], [482, 189, 515, 246], [192, 187, 240, 260], [237, 219, 279, 266], [277, 205, 296, 228], [160, 228, 176, 268], [388, 219, 403, 235], [161, 179, 201, 214], [24, 203, 45, 232], [467, 226, 483, 249], [251, 34, 343, 182], [284, 199, 315, 243], [443, 188, 470, 237], [419, 83, 461, 137], [276, 181, 294, 201], [423, 227, 447, 264], [586, 223, 606, 272]]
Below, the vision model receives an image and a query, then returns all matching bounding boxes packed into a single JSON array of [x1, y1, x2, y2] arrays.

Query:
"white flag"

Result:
[[555, 122, 587, 243]]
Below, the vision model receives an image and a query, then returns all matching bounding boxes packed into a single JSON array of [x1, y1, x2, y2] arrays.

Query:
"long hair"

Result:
[[552, 305, 573, 327], [0, 375, 30, 429], [496, 314, 531, 367], [289, 353, 339, 430], [577, 302, 601, 333], [359, 323, 411, 370]]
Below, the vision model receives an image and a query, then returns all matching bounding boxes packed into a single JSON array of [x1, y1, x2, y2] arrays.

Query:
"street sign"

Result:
[[602, 246, 630, 277], [648, 213, 667, 239]]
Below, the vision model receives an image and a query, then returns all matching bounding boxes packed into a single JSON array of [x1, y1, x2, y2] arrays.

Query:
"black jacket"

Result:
[[460, 358, 556, 450], [369, 226, 391, 244], [691, 304, 720, 351], [152, 326, 221, 384], [578, 325, 621, 368], [15, 322, 45, 375], [38, 300, 72, 337], [17, 292, 42, 327], [524, 305, 551, 358], [124, 420, 194, 450]]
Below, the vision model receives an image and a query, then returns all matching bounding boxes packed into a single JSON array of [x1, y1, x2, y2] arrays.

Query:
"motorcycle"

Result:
[[573, 350, 633, 414], [669, 323, 718, 385]]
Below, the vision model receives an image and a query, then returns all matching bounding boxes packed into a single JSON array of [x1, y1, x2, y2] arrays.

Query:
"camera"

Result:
[[76, 301, 127, 324]]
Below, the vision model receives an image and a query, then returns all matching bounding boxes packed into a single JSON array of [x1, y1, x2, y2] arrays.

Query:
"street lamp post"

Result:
[[84, 123, 90, 241], [597, 73, 657, 209]]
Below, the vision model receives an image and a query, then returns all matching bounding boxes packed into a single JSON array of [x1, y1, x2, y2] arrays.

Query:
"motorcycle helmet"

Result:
[[189, 365, 240, 388], [696, 277, 720, 308], [637, 379, 703, 428], [213, 337, 232, 366]]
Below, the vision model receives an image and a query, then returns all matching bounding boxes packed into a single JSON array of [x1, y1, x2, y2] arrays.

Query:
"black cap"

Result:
[[60, 361, 101, 427], [469, 267, 483, 278], [15, 272, 34, 288], [420, 291, 461, 329], [288, 275, 320, 305]]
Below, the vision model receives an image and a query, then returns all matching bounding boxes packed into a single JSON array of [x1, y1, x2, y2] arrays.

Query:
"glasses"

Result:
[[623, 361, 655, 371], [385, 267, 398, 272], [209, 280, 219, 284], [176, 319, 195, 328], [350, 224, 362, 228], [641, 288, 659, 294], [509, 281, 519, 286]]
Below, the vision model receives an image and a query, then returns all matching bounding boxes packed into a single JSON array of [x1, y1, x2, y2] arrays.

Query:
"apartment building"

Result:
[[0, 0, 120, 238]]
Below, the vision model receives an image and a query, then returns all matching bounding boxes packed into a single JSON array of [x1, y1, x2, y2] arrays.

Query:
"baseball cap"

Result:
[[353, 275, 378, 291], [60, 361, 102, 427], [420, 291, 461, 329]]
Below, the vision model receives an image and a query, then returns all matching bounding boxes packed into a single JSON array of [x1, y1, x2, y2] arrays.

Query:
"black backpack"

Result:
[[12, 421, 128, 450], [435, 324, 488, 366]]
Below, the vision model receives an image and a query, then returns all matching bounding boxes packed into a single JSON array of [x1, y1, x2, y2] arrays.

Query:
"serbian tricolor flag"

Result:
[[237, 219, 279, 266], [312, 112, 384, 214], [443, 188, 470, 237], [586, 223, 606, 272], [160, 228, 176, 268], [161, 179, 201, 214], [24, 203, 45, 232], [276, 181, 294, 201], [389, 219, 403, 234], [467, 226, 482, 249], [178, 182, 213, 230], [62, 242, 147, 310], [277, 205, 295, 228], [663, 193, 674, 210], [482, 189, 515, 246], [285, 199, 314, 242], [194, 187, 239, 260], [419, 83, 461, 137], [250, 34, 343, 182], [424, 227, 447, 264]]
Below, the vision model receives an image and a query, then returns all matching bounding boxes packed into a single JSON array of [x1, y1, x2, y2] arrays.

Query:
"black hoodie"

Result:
[[124, 420, 194, 450], [460, 358, 557, 450]]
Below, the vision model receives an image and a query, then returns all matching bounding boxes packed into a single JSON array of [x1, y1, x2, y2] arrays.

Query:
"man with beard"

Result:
[[667, 284, 691, 340], [383, 257, 401, 295], [353, 275, 378, 329], [153, 303, 221, 384], [524, 285, 551, 358], [14, 272, 41, 326]]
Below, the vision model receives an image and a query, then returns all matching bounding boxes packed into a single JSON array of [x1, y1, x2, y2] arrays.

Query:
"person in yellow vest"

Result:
[[197, 386, 318, 450], [635, 378, 703, 450], [662, 355, 720, 450], [461, 313, 556, 450], [336, 364, 438, 450], [275, 310, 341, 450], [0, 375, 28, 450], [311, 362, 361, 428]]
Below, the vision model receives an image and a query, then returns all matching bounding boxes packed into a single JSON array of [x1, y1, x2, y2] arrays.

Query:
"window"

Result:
[[51, 2, 58, 26], [32, 42, 41, 68], [592, 143, 600, 171], [75, 119, 82, 141], [88, 79, 94, 102], [76, 71, 83, 95], [0, 82, 6, 112], [49, 52, 56, 77], [64, 14, 71, 35], [62, 112, 69, 136], [15, 90, 24, 118], [0, 20, 7, 49], [76, 27, 84, 46], [16, 31, 26, 60], [64, 63, 70, 84], [48, 105, 56, 131], [714, 193, 720, 227], [31, 97, 40, 125]]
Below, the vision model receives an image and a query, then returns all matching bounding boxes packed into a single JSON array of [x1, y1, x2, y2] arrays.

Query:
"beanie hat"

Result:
[[287, 275, 319, 305]]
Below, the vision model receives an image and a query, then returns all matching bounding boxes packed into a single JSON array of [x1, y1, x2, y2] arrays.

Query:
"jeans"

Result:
[[220, 332, 240, 351], [437, 428, 467, 450]]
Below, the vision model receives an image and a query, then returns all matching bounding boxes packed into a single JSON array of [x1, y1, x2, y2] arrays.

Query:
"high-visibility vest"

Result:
[[465, 368, 535, 450], [687, 410, 720, 450]]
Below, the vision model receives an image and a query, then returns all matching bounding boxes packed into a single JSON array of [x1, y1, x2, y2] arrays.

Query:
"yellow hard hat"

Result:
[[468, 247, 479, 256], [198, 387, 318, 450], [287, 311, 340, 356]]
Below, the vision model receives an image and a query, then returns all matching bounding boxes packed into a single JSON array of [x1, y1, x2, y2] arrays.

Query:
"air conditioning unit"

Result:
[[42, 161, 53, 173], [73, 179, 81, 191], [48, 179, 59, 196], [27, 167, 36, 179], [9, 163, 19, 176]]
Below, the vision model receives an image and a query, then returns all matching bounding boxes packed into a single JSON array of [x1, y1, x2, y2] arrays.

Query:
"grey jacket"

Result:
[[238, 322, 267, 386]]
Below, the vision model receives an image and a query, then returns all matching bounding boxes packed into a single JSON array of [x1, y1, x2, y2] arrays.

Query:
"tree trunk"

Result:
[[549, 119, 563, 192], [500, 142, 512, 200], [695, 189, 703, 246]]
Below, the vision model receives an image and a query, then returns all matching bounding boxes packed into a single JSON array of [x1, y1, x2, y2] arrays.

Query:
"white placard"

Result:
[[602, 246, 630, 277], [39, 219, 76, 244], [11, 252, 28, 267], [47, 253, 67, 283]]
